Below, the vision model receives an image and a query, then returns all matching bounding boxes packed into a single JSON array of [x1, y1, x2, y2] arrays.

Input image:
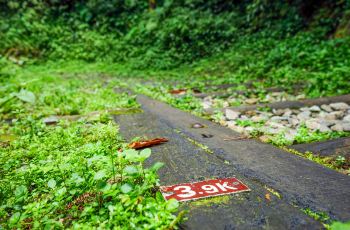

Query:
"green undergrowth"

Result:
[[267, 127, 350, 146], [0, 62, 180, 228], [128, 30, 350, 99], [302, 207, 350, 229], [235, 120, 350, 146], [0, 61, 138, 120], [190, 195, 230, 207]]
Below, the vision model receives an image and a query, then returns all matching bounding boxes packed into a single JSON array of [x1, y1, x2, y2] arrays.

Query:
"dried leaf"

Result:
[[169, 89, 187, 94], [128, 138, 168, 149], [259, 135, 271, 143], [66, 192, 97, 210], [265, 193, 271, 201]]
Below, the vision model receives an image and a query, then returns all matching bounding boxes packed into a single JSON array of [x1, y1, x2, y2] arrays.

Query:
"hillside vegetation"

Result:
[[1, 1, 350, 96]]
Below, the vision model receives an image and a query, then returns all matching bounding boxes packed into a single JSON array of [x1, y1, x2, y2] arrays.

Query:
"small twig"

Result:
[[223, 135, 250, 141]]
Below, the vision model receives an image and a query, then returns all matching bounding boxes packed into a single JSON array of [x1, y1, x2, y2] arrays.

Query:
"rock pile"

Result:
[[201, 92, 305, 111], [223, 102, 350, 140]]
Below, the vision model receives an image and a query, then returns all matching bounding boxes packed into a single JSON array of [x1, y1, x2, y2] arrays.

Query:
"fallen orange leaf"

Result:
[[265, 193, 271, 201], [128, 138, 168, 149], [169, 89, 187, 94]]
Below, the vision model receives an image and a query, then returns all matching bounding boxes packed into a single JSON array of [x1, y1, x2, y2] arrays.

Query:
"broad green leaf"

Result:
[[97, 181, 108, 190], [330, 221, 350, 230], [47, 179, 56, 189], [108, 205, 115, 215], [14, 185, 28, 198], [56, 187, 67, 196], [94, 170, 106, 180], [15, 89, 36, 104], [121, 183, 133, 194], [166, 199, 179, 211], [9, 212, 21, 225], [156, 191, 164, 202], [124, 149, 139, 162], [123, 165, 139, 175], [139, 148, 151, 160], [151, 162, 164, 171], [71, 173, 85, 184]]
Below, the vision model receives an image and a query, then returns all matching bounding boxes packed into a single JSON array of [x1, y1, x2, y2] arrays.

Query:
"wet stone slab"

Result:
[[114, 103, 322, 229], [119, 94, 350, 223]]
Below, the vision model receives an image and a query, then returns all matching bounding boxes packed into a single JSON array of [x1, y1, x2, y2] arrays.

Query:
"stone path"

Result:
[[114, 94, 350, 228]]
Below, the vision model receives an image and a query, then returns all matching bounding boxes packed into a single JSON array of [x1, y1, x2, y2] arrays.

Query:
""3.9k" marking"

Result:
[[160, 178, 250, 202]]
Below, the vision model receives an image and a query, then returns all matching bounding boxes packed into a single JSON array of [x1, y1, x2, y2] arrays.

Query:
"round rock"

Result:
[[225, 109, 240, 120], [321, 104, 333, 112], [329, 102, 349, 111]]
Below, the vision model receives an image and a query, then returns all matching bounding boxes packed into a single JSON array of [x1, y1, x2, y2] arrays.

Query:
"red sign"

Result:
[[160, 178, 250, 202]]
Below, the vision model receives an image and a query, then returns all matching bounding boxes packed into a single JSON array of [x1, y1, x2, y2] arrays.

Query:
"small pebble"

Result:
[[191, 123, 205, 128]]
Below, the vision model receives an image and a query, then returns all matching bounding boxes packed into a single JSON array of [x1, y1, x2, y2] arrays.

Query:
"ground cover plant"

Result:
[[0, 62, 180, 228]]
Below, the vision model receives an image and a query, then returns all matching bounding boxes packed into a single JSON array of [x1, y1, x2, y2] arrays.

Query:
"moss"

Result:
[[190, 195, 231, 207], [302, 208, 331, 229], [281, 147, 345, 174], [174, 129, 214, 154], [108, 108, 143, 115], [264, 185, 282, 199], [0, 134, 17, 142]]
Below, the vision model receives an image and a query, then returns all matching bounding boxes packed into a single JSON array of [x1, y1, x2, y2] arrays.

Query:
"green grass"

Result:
[[0, 61, 180, 228]]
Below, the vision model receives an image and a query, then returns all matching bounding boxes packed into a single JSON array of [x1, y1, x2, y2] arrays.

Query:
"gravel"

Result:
[[200, 91, 350, 142], [223, 101, 350, 141]]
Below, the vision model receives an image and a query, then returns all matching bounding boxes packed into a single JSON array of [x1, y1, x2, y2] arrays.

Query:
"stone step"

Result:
[[114, 107, 320, 229], [117, 94, 350, 223]]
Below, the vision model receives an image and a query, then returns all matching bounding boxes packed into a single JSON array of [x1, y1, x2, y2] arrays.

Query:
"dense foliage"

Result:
[[0, 63, 180, 228], [1, 0, 349, 68]]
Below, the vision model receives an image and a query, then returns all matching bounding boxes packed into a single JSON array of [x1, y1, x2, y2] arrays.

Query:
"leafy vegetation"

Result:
[[330, 221, 350, 230], [0, 64, 179, 228], [1, 1, 349, 96]]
